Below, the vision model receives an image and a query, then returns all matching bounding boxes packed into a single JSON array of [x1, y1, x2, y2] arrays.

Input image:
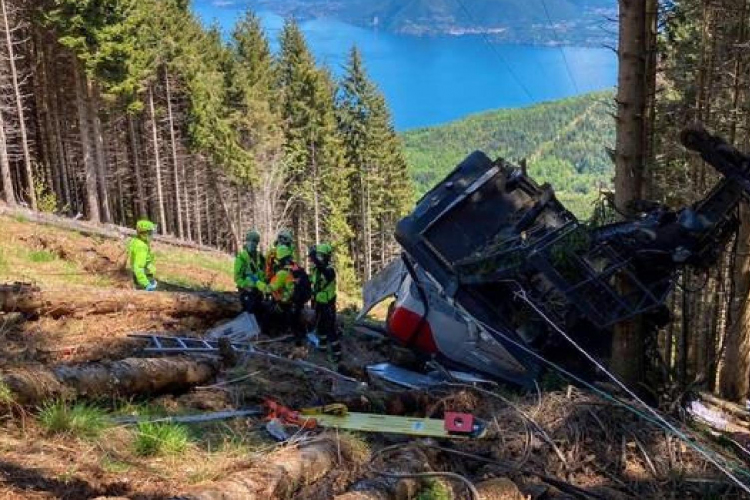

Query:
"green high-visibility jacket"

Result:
[[311, 265, 336, 304], [127, 236, 155, 289], [234, 249, 266, 290], [265, 267, 295, 303]]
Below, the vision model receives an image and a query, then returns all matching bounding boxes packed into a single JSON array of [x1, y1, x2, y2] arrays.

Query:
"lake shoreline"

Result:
[[193, 6, 618, 130]]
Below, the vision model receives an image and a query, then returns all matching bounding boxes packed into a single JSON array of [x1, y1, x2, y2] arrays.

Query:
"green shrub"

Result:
[[38, 401, 109, 439], [33, 175, 59, 214], [416, 479, 453, 500], [0, 249, 8, 274], [28, 250, 56, 263], [0, 381, 13, 405], [134, 422, 190, 456]]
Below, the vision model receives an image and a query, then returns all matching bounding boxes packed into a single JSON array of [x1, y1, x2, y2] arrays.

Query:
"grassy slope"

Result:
[[0, 216, 262, 498], [0, 215, 367, 498], [0, 213, 235, 292], [402, 90, 616, 218]]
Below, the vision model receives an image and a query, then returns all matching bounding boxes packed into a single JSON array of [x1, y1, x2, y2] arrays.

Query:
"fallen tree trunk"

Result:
[[699, 392, 750, 425], [0, 283, 240, 319], [0, 204, 222, 253], [2, 356, 219, 405], [180, 439, 337, 500], [335, 491, 391, 500]]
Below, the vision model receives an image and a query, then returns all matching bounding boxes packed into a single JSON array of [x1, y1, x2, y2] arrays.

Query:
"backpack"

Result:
[[290, 264, 312, 305]]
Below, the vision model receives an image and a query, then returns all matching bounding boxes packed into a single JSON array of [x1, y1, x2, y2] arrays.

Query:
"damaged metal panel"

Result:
[[357, 258, 406, 320]]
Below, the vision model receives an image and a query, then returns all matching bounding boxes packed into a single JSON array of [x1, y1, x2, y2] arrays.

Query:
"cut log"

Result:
[[0, 283, 240, 319], [336, 491, 391, 500], [1, 356, 219, 405], [333, 478, 398, 500], [180, 439, 337, 500], [699, 392, 750, 424], [475, 478, 525, 500]]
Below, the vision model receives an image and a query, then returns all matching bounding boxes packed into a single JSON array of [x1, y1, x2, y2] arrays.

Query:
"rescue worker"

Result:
[[309, 243, 339, 364], [234, 229, 267, 320], [265, 228, 294, 277], [260, 244, 309, 346], [128, 220, 157, 291]]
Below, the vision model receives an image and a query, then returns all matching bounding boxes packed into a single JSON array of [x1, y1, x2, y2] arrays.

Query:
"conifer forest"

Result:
[[0, 1, 412, 287]]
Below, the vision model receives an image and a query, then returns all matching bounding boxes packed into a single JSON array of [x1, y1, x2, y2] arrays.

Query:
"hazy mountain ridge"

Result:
[[220, 0, 617, 45]]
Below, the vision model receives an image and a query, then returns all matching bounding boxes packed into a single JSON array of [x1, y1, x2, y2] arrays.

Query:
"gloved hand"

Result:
[[145, 281, 157, 292]]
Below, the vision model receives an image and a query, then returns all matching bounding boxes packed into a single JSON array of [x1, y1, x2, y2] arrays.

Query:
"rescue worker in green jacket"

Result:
[[128, 220, 157, 291], [234, 229, 267, 321], [260, 244, 308, 346], [265, 228, 294, 277], [309, 243, 339, 364]]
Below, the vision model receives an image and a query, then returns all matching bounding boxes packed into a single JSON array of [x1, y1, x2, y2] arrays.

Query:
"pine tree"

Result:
[[338, 47, 376, 280], [228, 11, 282, 182], [338, 46, 413, 281]]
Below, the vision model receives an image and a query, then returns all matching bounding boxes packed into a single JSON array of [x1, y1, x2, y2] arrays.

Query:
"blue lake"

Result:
[[192, 2, 617, 131]]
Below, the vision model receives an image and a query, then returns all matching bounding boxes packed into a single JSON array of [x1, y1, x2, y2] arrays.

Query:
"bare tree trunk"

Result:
[[614, 0, 648, 211], [720, 203, 750, 401], [50, 55, 70, 208], [207, 169, 240, 250], [679, 278, 690, 386], [729, 0, 748, 143], [88, 81, 111, 222], [183, 160, 192, 241], [364, 168, 373, 281], [74, 63, 101, 222], [128, 114, 146, 218], [164, 68, 183, 239], [0, 109, 14, 205], [113, 136, 125, 224], [1, 0, 35, 209], [148, 87, 167, 233], [30, 28, 53, 199], [35, 30, 62, 203], [193, 158, 203, 244], [611, 0, 649, 386], [236, 184, 243, 238], [311, 139, 320, 244]]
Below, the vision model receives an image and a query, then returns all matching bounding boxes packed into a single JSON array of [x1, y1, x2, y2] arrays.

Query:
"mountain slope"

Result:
[[401, 91, 616, 217], [233, 0, 617, 44]]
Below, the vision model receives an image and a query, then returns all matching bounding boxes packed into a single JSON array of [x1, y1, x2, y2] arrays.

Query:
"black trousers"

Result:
[[277, 302, 305, 346], [239, 288, 267, 329], [315, 301, 339, 362]]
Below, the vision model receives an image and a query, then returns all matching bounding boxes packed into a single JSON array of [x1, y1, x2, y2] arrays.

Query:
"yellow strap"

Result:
[[301, 403, 348, 416], [312, 412, 466, 438]]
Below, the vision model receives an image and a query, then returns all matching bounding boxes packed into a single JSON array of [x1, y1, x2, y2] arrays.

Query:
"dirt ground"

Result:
[[0, 215, 748, 499]]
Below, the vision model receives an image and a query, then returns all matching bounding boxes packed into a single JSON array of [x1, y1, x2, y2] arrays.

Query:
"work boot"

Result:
[[327, 351, 342, 366]]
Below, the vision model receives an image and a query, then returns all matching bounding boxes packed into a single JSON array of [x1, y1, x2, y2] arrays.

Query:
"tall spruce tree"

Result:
[[338, 46, 413, 280], [278, 19, 354, 280], [228, 11, 281, 178]]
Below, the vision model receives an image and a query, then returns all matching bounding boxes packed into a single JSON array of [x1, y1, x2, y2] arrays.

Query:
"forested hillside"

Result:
[[402, 91, 615, 217], [236, 0, 617, 45], [0, 0, 412, 287]]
